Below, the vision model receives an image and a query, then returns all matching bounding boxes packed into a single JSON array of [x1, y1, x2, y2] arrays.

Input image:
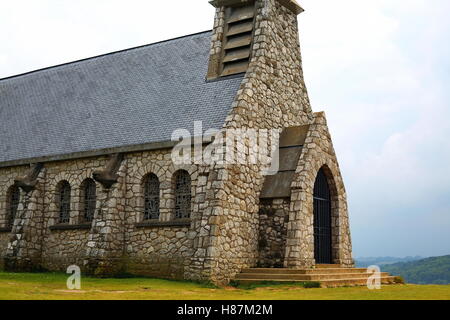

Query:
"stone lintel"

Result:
[[49, 224, 92, 231], [135, 219, 192, 228], [209, 0, 304, 15]]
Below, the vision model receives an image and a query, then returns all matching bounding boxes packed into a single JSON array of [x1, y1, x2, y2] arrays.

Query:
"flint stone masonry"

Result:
[[0, 0, 354, 285]]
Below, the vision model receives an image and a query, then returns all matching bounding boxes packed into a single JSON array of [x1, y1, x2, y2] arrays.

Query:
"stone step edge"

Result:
[[241, 268, 368, 273], [235, 272, 390, 278], [315, 264, 343, 268], [233, 276, 396, 283]]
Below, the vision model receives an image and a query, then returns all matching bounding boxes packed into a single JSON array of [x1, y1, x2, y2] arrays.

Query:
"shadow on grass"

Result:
[[229, 280, 321, 290], [1, 270, 325, 291], [0, 269, 221, 290]]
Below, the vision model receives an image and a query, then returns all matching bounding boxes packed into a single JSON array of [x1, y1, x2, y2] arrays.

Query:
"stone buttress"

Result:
[[4, 164, 46, 271]]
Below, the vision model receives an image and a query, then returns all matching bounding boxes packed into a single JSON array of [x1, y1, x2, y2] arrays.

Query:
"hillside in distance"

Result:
[[379, 255, 450, 285], [355, 256, 423, 268]]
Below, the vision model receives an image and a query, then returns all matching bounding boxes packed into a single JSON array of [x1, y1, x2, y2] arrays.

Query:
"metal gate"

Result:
[[313, 168, 332, 264]]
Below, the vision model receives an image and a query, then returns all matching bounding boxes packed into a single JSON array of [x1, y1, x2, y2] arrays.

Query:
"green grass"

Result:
[[0, 271, 449, 300]]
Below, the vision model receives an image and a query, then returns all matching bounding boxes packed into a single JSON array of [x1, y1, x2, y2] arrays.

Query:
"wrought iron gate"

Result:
[[313, 168, 332, 264]]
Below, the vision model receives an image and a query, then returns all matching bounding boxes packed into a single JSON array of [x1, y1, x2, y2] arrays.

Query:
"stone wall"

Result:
[[41, 229, 90, 271], [123, 151, 200, 279], [0, 165, 28, 233], [0, 149, 203, 278], [258, 198, 289, 268], [207, 6, 226, 79], [2, 164, 46, 271], [0, 233, 9, 269], [127, 225, 192, 278], [37, 157, 106, 272], [0, 169, 19, 269]]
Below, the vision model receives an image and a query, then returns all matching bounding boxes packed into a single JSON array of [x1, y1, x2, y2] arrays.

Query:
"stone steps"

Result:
[[235, 276, 397, 288], [321, 277, 397, 288], [241, 268, 369, 275], [233, 266, 398, 288], [315, 264, 344, 269], [235, 272, 391, 281]]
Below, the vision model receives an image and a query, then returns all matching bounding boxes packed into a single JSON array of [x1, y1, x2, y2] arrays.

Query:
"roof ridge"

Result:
[[0, 30, 211, 82]]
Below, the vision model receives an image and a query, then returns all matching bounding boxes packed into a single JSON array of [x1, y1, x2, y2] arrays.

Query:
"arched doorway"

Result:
[[313, 168, 332, 264]]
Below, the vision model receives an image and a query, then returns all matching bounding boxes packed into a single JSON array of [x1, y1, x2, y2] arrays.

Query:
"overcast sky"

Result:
[[1, 0, 449, 258]]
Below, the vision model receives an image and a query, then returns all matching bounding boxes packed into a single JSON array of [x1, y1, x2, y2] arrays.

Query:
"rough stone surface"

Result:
[[258, 199, 289, 268]]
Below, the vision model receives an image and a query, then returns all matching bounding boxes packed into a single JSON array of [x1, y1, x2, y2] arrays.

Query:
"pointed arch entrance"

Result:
[[313, 168, 332, 264]]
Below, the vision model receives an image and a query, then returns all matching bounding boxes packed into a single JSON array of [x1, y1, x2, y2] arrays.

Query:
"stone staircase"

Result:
[[233, 264, 398, 288]]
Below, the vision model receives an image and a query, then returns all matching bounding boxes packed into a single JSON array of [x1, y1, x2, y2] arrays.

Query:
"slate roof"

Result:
[[0, 31, 243, 166]]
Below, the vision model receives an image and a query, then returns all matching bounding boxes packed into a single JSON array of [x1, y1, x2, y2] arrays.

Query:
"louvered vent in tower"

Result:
[[220, 3, 256, 77]]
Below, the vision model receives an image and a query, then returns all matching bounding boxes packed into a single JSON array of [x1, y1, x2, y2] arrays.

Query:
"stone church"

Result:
[[0, 0, 353, 285]]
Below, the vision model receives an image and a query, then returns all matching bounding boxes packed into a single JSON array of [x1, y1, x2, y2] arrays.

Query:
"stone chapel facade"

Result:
[[0, 0, 353, 285]]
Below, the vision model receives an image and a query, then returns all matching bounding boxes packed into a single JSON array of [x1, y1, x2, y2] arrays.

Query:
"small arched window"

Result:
[[57, 181, 71, 224], [81, 179, 96, 223], [174, 170, 191, 219], [6, 185, 20, 228], [143, 174, 160, 220]]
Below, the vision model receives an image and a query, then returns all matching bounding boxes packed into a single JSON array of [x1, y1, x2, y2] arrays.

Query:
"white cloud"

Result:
[[300, 0, 450, 256], [0, 0, 214, 77]]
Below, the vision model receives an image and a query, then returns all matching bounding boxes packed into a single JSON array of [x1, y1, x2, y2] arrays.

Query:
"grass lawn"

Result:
[[0, 271, 449, 300]]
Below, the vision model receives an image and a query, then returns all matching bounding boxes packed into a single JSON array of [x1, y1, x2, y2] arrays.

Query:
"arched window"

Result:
[[81, 179, 96, 223], [6, 185, 20, 228], [174, 170, 191, 219], [57, 181, 71, 224], [143, 174, 160, 220]]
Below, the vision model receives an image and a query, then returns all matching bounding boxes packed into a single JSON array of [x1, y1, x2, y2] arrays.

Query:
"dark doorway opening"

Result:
[[313, 168, 332, 264]]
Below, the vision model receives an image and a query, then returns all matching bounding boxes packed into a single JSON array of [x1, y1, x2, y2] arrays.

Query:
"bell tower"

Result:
[[207, 0, 304, 80]]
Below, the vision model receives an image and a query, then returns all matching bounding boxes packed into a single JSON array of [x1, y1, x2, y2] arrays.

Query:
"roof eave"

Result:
[[0, 137, 212, 169]]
